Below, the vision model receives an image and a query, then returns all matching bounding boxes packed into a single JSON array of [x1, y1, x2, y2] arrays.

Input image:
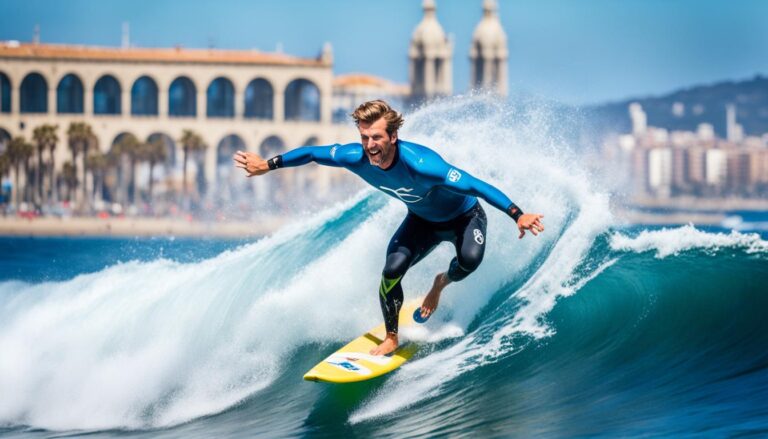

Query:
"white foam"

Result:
[[0, 194, 389, 430], [609, 224, 768, 258]]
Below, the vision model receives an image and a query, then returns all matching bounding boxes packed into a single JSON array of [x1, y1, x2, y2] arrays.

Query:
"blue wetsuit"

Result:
[[280, 140, 516, 222], [274, 140, 523, 334]]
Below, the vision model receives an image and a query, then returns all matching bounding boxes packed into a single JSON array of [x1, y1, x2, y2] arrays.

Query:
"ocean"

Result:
[[1, 97, 767, 438]]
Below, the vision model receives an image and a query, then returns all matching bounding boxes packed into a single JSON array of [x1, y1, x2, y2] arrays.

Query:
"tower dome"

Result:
[[469, 0, 508, 95], [410, 0, 449, 57], [409, 0, 453, 102], [471, 0, 508, 56]]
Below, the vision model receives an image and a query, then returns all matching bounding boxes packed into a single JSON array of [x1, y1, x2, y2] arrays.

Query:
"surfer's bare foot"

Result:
[[370, 333, 398, 356], [421, 272, 452, 319]]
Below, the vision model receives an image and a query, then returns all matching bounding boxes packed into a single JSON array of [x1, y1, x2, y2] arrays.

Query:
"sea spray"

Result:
[[0, 193, 386, 430]]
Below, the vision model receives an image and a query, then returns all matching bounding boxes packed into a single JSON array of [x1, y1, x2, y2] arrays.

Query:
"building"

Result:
[[332, 73, 410, 123], [0, 40, 358, 214], [470, 0, 508, 96], [0, 1, 512, 214], [409, 0, 453, 103], [408, 0, 509, 104], [606, 102, 768, 201]]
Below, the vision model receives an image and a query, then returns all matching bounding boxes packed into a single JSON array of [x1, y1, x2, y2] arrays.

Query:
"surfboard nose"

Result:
[[303, 372, 320, 382]]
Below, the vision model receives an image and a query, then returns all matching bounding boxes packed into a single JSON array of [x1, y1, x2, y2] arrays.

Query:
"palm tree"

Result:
[[0, 153, 9, 210], [61, 161, 77, 202], [23, 143, 34, 207], [115, 133, 142, 206], [142, 138, 168, 207], [32, 124, 59, 207], [67, 122, 94, 209], [86, 151, 107, 207], [179, 130, 207, 201], [104, 146, 122, 205], [6, 136, 34, 211], [80, 133, 99, 213]]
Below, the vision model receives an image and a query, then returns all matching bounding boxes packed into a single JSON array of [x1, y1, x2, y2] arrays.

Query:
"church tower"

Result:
[[470, 0, 508, 96], [409, 0, 453, 103]]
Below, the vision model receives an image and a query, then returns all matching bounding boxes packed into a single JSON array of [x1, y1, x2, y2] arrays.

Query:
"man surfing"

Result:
[[234, 100, 544, 356]]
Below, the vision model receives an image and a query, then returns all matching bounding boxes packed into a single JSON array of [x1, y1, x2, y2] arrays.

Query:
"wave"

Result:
[[1, 95, 767, 436], [351, 226, 768, 430]]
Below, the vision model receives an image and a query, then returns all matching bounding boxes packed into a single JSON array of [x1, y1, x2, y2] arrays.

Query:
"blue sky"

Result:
[[1, 0, 766, 105]]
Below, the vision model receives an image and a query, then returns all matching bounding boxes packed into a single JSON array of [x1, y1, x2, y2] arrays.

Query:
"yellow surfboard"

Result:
[[303, 300, 422, 383]]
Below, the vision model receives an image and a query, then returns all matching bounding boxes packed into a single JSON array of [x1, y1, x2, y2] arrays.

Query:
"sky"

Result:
[[1, 0, 766, 105]]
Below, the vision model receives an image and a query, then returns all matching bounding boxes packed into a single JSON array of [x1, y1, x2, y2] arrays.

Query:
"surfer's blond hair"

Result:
[[351, 100, 404, 136]]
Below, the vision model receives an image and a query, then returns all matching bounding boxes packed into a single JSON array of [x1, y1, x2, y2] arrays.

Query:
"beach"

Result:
[[0, 209, 733, 239], [0, 215, 285, 238]]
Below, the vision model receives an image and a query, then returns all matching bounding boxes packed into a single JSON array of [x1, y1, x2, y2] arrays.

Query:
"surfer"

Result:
[[234, 100, 544, 356]]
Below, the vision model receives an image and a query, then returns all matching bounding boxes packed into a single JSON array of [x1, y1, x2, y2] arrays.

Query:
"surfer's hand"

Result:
[[234, 150, 269, 177], [517, 213, 544, 239]]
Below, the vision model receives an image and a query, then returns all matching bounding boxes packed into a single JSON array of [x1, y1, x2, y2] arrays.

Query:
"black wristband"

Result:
[[267, 155, 283, 170], [507, 203, 524, 222]]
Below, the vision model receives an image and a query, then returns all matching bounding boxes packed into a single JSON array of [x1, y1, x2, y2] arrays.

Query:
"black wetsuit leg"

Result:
[[378, 202, 488, 334], [446, 202, 487, 282], [380, 214, 442, 334]]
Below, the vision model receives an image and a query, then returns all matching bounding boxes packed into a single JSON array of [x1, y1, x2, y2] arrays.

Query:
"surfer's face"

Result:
[[358, 117, 397, 169]]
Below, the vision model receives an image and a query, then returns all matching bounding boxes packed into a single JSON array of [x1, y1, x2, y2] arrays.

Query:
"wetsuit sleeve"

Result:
[[420, 151, 522, 217], [276, 143, 363, 168], [441, 167, 517, 214], [280, 145, 341, 167]]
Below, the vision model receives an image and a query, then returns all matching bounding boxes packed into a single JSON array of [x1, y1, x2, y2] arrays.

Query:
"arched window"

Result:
[[413, 57, 425, 95], [244, 78, 273, 119], [169, 76, 196, 117], [110, 132, 139, 152], [0, 72, 11, 113], [473, 43, 484, 87], [206, 77, 235, 118], [131, 76, 158, 116], [56, 73, 84, 114], [20, 72, 48, 113], [216, 134, 247, 201], [147, 133, 176, 168], [217, 135, 245, 167], [103, 132, 138, 204], [284, 79, 320, 121], [144, 132, 176, 188], [0, 127, 11, 153], [94, 75, 121, 115], [260, 135, 285, 158]]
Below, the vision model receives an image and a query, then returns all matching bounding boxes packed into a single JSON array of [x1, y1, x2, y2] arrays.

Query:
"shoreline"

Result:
[[614, 209, 728, 227], [0, 216, 286, 238], [628, 196, 768, 212], [0, 210, 738, 239]]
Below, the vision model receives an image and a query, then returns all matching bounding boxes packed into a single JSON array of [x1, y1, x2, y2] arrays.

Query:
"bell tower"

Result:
[[470, 0, 508, 96], [409, 0, 453, 103]]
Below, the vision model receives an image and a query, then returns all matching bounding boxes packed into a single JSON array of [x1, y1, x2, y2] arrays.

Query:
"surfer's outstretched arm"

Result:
[[422, 152, 545, 238], [234, 144, 361, 177]]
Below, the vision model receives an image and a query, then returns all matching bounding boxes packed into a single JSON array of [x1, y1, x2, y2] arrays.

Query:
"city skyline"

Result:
[[0, 0, 766, 106]]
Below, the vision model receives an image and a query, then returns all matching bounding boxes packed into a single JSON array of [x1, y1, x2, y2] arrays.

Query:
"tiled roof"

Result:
[[334, 73, 409, 94], [0, 41, 327, 67]]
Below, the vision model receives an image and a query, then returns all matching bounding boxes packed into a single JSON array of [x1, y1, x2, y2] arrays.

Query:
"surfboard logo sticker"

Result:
[[326, 358, 372, 375], [322, 352, 393, 376]]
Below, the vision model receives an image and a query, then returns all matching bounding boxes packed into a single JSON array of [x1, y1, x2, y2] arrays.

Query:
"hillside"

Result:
[[586, 75, 768, 137]]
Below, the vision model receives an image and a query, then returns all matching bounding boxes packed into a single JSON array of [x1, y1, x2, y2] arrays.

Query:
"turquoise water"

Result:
[[1, 97, 767, 437], [1, 197, 766, 438]]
